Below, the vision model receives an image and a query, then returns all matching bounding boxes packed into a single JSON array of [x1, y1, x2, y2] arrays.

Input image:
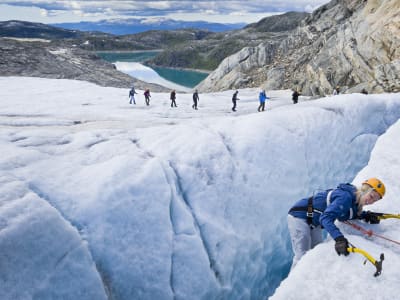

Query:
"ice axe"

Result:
[[347, 245, 384, 277], [365, 211, 400, 220], [377, 213, 400, 220]]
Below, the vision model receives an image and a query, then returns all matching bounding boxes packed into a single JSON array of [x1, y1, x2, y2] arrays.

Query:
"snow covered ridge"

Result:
[[0, 77, 399, 300]]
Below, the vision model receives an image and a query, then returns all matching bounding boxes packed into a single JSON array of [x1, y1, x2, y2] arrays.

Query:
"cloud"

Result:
[[2, 1, 330, 15], [0, 1, 330, 23]]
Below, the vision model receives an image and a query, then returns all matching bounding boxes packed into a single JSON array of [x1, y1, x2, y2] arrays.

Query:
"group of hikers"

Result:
[[129, 87, 273, 112], [232, 89, 270, 112], [130, 85, 369, 112], [129, 87, 200, 110]]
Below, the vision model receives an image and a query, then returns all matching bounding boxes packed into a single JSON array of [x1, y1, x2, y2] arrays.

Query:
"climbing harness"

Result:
[[347, 243, 384, 277], [288, 190, 333, 226]]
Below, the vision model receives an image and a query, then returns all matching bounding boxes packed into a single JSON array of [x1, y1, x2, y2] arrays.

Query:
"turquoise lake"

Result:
[[97, 51, 209, 88]]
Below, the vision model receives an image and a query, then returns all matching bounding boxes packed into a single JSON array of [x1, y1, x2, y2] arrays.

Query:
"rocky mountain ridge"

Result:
[[196, 0, 400, 95]]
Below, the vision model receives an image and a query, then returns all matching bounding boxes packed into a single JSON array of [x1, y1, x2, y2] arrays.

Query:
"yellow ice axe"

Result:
[[378, 213, 400, 220], [347, 246, 384, 277]]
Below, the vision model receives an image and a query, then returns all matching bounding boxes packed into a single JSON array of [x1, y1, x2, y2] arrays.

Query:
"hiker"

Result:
[[144, 89, 151, 106], [287, 178, 385, 268], [292, 89, 300, 104], [258, 90, 269, 112], [170, 90, 177, 107], [129, 87, 137, 104], [333, 85, 340, 95], [232, 90, 239, 112], [192, 89, 199, 110]]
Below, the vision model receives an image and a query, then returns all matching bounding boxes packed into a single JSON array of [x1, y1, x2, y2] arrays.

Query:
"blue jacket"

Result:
[[259, 92, 269, 103], [289, 183, 362, 240]]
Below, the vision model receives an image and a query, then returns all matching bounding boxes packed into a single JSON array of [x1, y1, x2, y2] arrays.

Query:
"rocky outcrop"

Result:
[[0, 38, 168, 91], [196, 0, 400, 95]]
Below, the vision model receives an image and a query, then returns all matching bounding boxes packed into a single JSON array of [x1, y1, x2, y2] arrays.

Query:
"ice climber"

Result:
[[287, 178, 386, 268]]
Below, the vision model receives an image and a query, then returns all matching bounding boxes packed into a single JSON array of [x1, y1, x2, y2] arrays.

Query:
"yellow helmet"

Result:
[[363, 178, 385, 198]]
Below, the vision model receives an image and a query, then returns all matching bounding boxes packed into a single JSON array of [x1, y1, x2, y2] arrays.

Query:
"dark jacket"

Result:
[[129, 88, 137, 96], [232, 92, 239, 102], [292, 91, 300, 101]]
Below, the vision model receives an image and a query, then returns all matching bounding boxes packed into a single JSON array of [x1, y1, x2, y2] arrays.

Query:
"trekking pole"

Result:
[[347, 243, 384, 277]]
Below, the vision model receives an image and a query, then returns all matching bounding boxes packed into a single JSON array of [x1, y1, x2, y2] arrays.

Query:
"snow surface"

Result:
[[0, 77, 399, 300]]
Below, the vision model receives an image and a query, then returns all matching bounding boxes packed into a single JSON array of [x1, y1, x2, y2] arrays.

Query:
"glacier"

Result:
[[0, 77, 399, 299]]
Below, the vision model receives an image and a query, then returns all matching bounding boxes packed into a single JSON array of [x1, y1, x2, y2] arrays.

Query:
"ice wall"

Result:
[[0, 175, 107, 299], [270, 119, 400, 300]]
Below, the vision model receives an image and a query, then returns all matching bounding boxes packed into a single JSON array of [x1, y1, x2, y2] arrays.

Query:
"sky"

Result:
[[0, 0, 330, 24], [1, 76, 400, 299]]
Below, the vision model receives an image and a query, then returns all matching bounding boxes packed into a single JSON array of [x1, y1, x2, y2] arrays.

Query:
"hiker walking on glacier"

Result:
[[129, 86, 137, 104], [292, 89, 300, 104], [170, 90, 177, 107], [144, 89, 151, 106], [232, 90, 239, 112], [192, 89, 199, 110], [333, 85, 340, 95], [287, 178, 386, 268], [258, 90, 269, 112]]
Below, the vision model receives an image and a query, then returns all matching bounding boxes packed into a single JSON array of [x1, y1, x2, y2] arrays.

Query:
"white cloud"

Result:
[[0, 1, 330, 23]]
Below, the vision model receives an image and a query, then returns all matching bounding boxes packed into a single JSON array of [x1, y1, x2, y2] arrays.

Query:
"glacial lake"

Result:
[[97, 51, 209, 88]]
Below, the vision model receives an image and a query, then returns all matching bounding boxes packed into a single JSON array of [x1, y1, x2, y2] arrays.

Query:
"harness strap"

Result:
[[307, 197, 313, 225], [289, 196, 324, 226], [326, 190, 333, 206]]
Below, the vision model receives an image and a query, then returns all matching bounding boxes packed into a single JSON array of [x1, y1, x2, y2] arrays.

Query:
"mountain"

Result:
[[146, 12, 309, 71], [52, 18, 246, 35], [244, 11, 309, 32], [0, 20, 90, 39], [0, 14, 309, 86], [196, 0, 400, 95]]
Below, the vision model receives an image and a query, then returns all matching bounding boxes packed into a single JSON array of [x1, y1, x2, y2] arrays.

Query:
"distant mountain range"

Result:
[[0, 20, 89, 39], [52, 18, 246, 35]]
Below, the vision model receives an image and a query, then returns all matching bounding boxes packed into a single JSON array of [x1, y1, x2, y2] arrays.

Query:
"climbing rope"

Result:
[[343, 220, 400, 246]]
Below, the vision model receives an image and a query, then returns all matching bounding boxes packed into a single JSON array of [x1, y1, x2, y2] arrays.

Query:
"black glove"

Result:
[[334, 236, 349, 256], [364, 211, 381, 224]]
